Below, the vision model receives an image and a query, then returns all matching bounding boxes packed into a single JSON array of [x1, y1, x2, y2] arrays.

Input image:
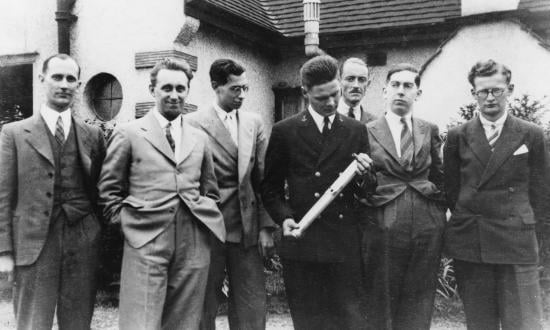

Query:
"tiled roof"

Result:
[[193, 0, 549, 37]]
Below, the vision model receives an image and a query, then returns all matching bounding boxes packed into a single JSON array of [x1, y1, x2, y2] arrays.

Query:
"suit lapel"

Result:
[[237, 113, 254, 183], [317, 113, 349, 167], [199, 106, 238, 160], [73, 118, 92, 177], [24, 115, 54, 166], [369, 117, 400, 163], [412, 118, 427, 159], [296, 110, 323, 155], [141, 112, 176, 164], [479, 116, 523, 187], [178, 123, 197, 165], [465, 117, 492, 167]]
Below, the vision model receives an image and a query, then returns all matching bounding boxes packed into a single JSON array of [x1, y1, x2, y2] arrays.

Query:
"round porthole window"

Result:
[[85, 73, 123, 121]]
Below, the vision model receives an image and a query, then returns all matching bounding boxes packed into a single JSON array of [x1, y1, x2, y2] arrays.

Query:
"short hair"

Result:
[[386, 63, 421, 87], [209, 59, 245, 86], [150, 58, 194, 87], [42, 53, 81, 78], [339, 57, 368, 78], [300, 55, 339, 89], [467, 59, 512, 87]]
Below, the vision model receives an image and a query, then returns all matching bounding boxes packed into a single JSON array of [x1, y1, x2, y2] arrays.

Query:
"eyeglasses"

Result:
[[229, 85, 249, 94], [474, 88, 505, 99]]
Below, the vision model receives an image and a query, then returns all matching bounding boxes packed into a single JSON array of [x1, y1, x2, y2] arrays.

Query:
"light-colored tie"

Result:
[[224, 113, 238, 146], [400, 117, 414, 171], [165, 123, 175, 152], [487, 124, 499, 152], [55, 116, 65, 145]]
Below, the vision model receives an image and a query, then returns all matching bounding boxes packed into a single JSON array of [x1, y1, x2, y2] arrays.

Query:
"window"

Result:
[[0, 64, 33, 128], [86, 73, 123, 121]]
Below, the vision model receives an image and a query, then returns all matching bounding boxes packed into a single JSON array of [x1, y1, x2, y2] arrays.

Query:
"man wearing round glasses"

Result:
[[444, 59, 550, 330]]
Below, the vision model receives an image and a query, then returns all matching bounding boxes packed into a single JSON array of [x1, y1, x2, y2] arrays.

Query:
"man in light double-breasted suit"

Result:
[[99, 58, 225, 330], [187, 59, 275, 330], [362, 64, 446, 330], [444, 60, 550, 330], [0, 54, 106, 330]]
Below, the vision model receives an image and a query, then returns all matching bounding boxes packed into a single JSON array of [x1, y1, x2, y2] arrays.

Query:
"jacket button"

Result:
[[338, 214, 344, 219], [314, 192, 320, 198], [46, 192, 52, 198], [339, 193, 344, 198], [508, 187, 515, 192], [314, 171, 321, 177], [48, 173, 54, 178], [44, 211, 49, 216]]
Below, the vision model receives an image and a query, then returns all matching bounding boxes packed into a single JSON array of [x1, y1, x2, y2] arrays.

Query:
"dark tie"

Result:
[[347, 107, 356, 119], [165, 123, 175, 152], [487, 124, 499, 152], [322, 116, 331, 137], [55, 116, 65, 146], [400, 117, 414, 171]]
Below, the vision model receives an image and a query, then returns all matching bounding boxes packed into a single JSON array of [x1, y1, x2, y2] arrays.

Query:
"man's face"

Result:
[[39, 57, 81, 112], [150, 69, 189, 121], [303, 79, 341, 117], [341, 62, 369, 107], [383, 70, 421, 116], [472, 73, 512, 121], [214, 73, 248, 112]]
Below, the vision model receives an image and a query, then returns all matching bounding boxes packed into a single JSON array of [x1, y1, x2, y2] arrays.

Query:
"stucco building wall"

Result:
[[418, 21, 550, 130]]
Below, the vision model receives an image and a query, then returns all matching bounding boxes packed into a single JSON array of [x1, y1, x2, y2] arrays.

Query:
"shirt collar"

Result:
[[479, 111, 507, 128], [214, 102, 237, 121], [336, 99, 359, 116], [40, 104, 72, 135], [385, 110, 412, 126], [152, 107, 181, 129]]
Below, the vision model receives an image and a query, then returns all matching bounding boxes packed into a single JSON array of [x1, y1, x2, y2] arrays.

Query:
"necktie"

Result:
[[487, 124, 499, 152], [322, 116, 331, 138], [165, 123, 175, 152], [400, 117, 414, 171], [55, 116, 65, 145], [224, 113, 238, 146], [347, 107, 356, 119]]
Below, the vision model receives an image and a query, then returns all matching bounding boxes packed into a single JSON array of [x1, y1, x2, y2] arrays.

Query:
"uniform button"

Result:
[[48, 172, 54, 178], [508, 187, 515, 192], [339, 193, 344, 198], [46, 192, 52, 198], [44, 211, 49, 217], [314, 192, 320, 198], [338, 214, 344, 219], [314, 171, 321, 177]]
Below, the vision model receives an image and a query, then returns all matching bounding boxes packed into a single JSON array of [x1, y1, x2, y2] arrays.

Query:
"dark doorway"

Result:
[[0, 64, 33, 128], [273, 86, 305, 122]]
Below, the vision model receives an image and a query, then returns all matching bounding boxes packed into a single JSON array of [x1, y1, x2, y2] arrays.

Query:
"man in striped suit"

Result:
[[362, 64, 446, 330]]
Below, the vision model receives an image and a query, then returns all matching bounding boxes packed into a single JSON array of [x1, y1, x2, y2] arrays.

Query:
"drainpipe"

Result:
[[55, 0, 77, 54], [303, 0, 323, 57]]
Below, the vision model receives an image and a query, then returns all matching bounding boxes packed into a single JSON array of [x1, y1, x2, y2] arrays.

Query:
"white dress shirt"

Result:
[[153, 108, 183, 162], [479, 112, 507, 141], [336, 99, 361, 120], [40, 104, 71, 141], [308, 106, 335, 133], [385, 110, 413, 158], [214, 103, 239, 147]]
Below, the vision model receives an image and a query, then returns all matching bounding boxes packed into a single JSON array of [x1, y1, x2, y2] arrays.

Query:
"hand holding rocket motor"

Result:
[[282, 153, 373, 239]]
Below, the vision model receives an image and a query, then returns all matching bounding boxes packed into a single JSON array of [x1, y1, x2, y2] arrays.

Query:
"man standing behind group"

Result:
[[337, 57, 376, 124], [444, 59, 550, 330], [262, 55, 375, 330], [99, 58, 225, 330], [186, 59, 275, 330], [362, 64, 446, 330], [0, 54, 105, 330]]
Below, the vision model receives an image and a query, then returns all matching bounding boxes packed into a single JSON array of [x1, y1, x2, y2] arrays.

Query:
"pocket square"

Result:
[[513, 144, 529, 155]]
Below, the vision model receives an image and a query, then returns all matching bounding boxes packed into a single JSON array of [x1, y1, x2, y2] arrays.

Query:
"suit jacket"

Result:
[[367, 116, 445, 207], [444, 115, 550, 264], [359, 105, 377, 124], [186, 107, 275, 247], [262, 111, 376, 262], [0, 113, 106, 265], [98, 111, 225, 248]]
